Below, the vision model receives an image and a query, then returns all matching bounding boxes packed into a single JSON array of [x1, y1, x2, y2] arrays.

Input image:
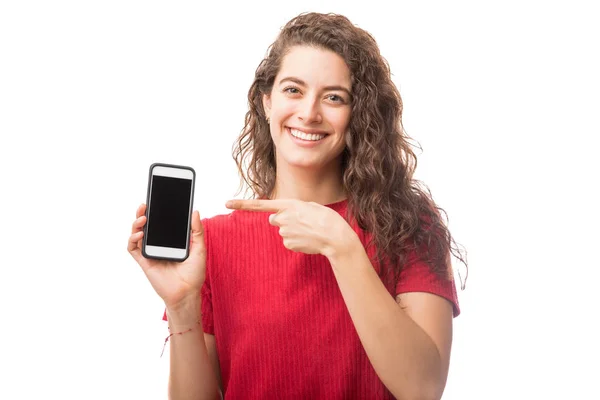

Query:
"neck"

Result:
[[270, 161, 346, 205]]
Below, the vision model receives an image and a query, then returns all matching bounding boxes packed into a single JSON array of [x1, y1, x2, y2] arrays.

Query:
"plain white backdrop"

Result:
[[1, 1, 598, 399]]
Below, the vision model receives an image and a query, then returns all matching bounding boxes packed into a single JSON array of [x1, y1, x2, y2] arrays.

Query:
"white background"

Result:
[[1, 1, 598, 399]]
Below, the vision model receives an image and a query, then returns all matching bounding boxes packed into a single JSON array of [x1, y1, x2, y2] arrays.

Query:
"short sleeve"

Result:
[[396, 249, 461, 317]]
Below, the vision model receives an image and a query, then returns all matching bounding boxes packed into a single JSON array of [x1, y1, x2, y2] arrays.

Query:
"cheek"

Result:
[[270, 94, 295, 118], [325, 109, 351, 131], [273, 106, 296, 123]]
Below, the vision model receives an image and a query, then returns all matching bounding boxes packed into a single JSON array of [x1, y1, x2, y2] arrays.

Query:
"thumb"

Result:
[[190, 210, 205, 252]]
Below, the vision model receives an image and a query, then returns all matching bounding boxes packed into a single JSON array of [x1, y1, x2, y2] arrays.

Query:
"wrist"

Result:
[[165, 294, 202, 328], [323, 229, 362, 262]]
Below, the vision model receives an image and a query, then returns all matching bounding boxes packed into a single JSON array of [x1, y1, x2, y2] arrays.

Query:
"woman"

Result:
[[128, 12, 466, 400]]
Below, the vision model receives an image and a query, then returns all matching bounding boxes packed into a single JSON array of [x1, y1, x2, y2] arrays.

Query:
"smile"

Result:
[[287, 128, 327, 142]]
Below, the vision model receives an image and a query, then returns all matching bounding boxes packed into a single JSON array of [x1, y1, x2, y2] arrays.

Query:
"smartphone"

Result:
[[142, 163, 195, 262]]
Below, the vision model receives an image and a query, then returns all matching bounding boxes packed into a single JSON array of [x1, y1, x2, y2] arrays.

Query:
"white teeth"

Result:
[[289, 128, 326, 141]]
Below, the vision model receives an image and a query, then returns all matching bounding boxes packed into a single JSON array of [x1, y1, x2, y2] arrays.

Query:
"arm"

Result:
[[222, 198, 454, 399], [328, 242, 454, 400], [166, 297, 222, 400]]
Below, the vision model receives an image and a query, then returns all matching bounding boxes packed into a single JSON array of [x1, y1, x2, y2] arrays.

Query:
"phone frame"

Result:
[[141, 162, 196, 262]]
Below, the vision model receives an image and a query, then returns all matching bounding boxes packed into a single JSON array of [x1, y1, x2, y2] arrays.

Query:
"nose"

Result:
[[298, 96, 322, 124]]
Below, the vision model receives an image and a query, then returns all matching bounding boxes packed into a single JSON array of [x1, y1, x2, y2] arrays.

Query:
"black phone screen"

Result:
[[146, 175, 192, 249]]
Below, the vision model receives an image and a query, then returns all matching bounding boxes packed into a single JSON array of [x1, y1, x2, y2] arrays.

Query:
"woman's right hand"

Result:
[[127, 204, 207, 311]]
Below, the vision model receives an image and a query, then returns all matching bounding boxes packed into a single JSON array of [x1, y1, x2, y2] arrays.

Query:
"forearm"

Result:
[[166, 298, 221, 400], [329, 247, 443, 400]]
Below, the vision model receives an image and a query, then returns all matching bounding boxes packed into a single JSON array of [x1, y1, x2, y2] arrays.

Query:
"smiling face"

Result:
[[263, 45, 352, 172]]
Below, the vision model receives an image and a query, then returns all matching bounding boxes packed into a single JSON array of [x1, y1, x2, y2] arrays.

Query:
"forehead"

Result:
[[276, 45, 351, 87]]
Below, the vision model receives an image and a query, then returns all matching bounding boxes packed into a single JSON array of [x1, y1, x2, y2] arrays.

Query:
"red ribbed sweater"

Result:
[[164, 199, 459, 399]]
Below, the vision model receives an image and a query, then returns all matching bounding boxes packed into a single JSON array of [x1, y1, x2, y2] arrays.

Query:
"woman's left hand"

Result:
[[225, 199, 359, 258]]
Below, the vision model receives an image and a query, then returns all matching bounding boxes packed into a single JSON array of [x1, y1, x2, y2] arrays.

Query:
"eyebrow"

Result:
[[278, 76, 352, 97]]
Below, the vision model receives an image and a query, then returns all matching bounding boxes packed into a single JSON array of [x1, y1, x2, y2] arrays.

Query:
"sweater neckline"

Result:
[[257, 196, 348, 211], [325, 198, 348, 212]]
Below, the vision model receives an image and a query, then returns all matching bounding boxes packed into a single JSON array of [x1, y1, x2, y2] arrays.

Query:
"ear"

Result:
[[262, 93, 271, 119]]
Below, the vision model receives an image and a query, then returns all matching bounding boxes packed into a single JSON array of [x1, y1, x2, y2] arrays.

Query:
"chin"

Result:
[[275, 139, 344, 171], [284, 157, 324, 169], [281, 152, 342, 171]]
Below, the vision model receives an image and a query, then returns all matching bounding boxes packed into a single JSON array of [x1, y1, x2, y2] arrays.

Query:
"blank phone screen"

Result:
[[146, 175, 192, 249]]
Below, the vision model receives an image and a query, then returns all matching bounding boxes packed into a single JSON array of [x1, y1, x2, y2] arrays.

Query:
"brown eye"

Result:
[[327, 94, 345, 103], [284, 87, 300, 94]]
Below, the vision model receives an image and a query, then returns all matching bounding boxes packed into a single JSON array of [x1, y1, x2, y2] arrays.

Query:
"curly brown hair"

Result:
[[232, 12, 467, 289]]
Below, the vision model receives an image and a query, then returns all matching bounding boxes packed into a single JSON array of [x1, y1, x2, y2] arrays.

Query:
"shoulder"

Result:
[[201, 209, 269, 244], [202, 209, 265, 230], [201, 211, 235, 240], [201, 212, 233, 230]]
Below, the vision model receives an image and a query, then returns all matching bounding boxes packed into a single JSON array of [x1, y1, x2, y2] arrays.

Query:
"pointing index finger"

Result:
[[225, 199, 291, 212]]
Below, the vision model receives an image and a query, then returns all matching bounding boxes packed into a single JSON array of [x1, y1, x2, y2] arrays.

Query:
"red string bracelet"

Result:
[[160, 320, 201, 357]]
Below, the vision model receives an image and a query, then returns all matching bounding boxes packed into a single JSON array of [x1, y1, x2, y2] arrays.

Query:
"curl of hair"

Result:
[[232, 12, 467, 289]]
